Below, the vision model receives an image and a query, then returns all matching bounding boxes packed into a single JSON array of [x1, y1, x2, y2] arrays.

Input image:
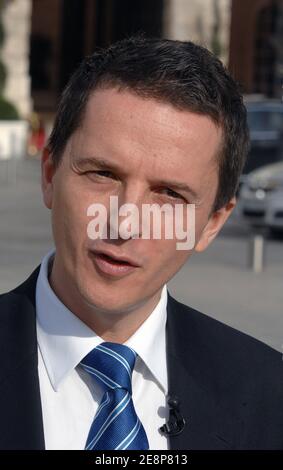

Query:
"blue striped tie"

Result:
[[81, 342, 149, 450]]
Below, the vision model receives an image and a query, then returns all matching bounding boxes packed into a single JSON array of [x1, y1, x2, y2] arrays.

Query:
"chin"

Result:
[[76, 274, 130, 311], [84, 289, 134, 314], [75, 255, 149, 313]]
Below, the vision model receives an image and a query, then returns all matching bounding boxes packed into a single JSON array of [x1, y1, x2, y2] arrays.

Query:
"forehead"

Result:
[[70, 87, 222, 182]]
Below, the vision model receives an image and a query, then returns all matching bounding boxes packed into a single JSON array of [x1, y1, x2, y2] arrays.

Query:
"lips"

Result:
[[91, 248, 140, 267], [97, 253, 130, 265], [90, 248, 141, 277]]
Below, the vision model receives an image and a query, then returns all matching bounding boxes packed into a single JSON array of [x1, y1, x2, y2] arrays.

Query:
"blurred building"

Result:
[[1, 0, 32, 116], [230, 0, 283, 98], [1, 0, 282, 118]]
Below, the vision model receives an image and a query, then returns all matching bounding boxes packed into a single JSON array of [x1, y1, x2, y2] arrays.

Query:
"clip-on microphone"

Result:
[[159, 396, 186, 437]]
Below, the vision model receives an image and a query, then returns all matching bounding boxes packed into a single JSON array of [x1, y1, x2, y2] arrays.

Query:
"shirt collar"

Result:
[[36, 249, 168, 393]]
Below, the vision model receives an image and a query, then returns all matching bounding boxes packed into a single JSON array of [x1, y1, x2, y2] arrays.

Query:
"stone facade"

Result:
[[1, 0, 32, 117], [163, 0, 232, 65], [0, 0, 233, 117]]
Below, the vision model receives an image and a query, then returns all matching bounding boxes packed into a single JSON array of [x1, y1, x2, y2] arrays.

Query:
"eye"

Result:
[[86, 170, 116, 179], [161, 188, 186, 201]]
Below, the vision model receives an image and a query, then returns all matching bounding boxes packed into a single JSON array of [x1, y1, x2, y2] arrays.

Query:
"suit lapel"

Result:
[[166, 293, 239, 450], [0, 267, 45, 449]]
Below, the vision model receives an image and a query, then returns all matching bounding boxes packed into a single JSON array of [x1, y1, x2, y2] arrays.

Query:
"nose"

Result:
[[107, 183, 146, 240]]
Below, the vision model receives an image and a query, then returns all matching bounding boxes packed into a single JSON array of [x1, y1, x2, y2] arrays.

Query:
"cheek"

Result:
[[52, 182, 91, 246], [151, 238, 191, 276]]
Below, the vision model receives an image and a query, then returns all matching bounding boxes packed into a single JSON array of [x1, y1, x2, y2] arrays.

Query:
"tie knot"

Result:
[[81, 342, 137, 394]]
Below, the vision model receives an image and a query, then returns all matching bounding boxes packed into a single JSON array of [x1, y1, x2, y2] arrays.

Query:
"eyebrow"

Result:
[[74, 156, 200, 201], [74, 156, 122, 172]]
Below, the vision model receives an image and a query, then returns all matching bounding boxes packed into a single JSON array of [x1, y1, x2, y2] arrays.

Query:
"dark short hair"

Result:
[[48, 36, 250, 212]]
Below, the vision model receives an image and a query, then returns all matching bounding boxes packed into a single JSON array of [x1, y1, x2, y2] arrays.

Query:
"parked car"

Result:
[[237, 161, 283, 233], [243, 97, 283, 175]]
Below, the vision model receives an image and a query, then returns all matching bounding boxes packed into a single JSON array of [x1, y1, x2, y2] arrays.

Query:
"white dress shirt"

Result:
[[36, 249, 169, 450]]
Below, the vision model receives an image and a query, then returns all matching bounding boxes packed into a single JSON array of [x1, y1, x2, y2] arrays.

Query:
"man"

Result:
[[1, 36, 283, 450]]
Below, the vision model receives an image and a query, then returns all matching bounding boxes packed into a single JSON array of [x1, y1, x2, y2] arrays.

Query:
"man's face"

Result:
[[42, 88, 234, 315]]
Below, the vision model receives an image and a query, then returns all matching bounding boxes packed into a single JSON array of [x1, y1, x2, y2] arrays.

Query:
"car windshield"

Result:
[[247, 110, 283, 132]]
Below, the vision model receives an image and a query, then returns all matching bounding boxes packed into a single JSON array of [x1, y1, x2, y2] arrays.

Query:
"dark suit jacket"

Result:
[[1, 266, 283, 450]]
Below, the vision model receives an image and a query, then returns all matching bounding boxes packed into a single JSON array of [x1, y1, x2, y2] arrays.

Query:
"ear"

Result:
[[41, 147, 56, 209], [195, 197, 236, 252]]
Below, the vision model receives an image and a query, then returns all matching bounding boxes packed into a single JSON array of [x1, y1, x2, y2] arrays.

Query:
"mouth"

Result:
[[90, 250, 141, 278]]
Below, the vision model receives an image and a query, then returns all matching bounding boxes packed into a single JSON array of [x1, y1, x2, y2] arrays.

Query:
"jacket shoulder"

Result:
[[0, 268, 40, 382], [168, 294, 283, 380], [168, 295, 283, 449]]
